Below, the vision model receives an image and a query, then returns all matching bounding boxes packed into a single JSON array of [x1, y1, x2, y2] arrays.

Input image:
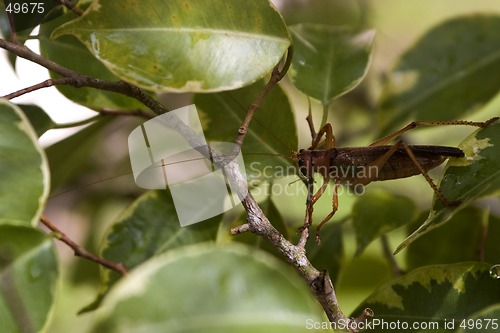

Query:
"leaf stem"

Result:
[[52, 115, 101, 129], [52, 109, 153, 129], [40, 215, 128, 276], [381, 235, 403, 277], [320, 102, 329, 130], [234, 45, 293, 148]]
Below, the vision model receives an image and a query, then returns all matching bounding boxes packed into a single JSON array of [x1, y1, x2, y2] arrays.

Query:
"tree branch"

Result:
[[40, 215, 128, 276]]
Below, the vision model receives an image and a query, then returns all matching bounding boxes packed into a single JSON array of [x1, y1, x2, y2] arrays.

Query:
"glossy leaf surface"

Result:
[[17, 104, 55, 137], [0, 224, 59, 333], [379, 15, 500, 134], [39, 7, 147, 110], [84, 190, 219, 312], [406, 207, 488, 270], [0, 100, 49, 226], [52, 0, 290, 92], [91, 244, 322, 333], [352, 189, 418, 256], [353, 262, 500, 333], [289, 24, 375, 105], [397, 120, 500, 253]]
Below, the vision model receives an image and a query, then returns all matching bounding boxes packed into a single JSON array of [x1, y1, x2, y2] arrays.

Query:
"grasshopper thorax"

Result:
[[297, 148, 338, 179]]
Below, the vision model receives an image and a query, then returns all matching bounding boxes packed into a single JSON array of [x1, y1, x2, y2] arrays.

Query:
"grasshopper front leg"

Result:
[[300, 121, 338, 244]]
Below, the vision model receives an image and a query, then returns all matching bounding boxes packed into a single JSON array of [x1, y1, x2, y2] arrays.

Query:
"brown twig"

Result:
[[234, 45, 293, 147], [40, 215, 128, 275], [2, 78, 72, 99]]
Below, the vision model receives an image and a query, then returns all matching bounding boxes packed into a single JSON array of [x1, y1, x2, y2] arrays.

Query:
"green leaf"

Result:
[[84, 190, 219, 313], [352, 189, 418, 256], [90, 244, 323, 333], [288, 24, 375, 105], [39, 6, 147, 110], [0, 100, 49, 226], [0, 224, 59, 333], [52, 0, 290, 92], [17, 104, 55, 137], [379, 15, 500, 134], [406, 207, 486, 270], [194, 80, 297, 181], [352, 262, 500, 333], [396, 120, 500, 253]]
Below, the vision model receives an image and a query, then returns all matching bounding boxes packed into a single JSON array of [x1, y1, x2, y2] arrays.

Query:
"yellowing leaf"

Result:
[[53, 0, 290, 92]]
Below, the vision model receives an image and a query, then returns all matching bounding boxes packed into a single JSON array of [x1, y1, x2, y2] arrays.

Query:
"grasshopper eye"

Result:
[[298, 158, 307, 176]]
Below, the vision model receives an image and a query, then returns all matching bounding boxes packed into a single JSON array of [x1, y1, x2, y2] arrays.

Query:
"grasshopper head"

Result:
[[297, 149, 313, 178]]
